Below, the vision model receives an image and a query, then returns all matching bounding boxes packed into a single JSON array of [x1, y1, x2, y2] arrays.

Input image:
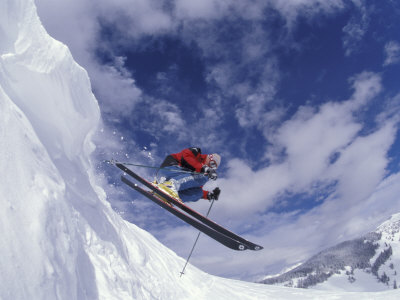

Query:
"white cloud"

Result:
[[191, 101, 228, 149], [326, 121, 397, 203], [96, 0, 173, 38], [214, 72, 383, 218], [175, 0, 347, 26], [275, 102, 362, 189], [235, 59, 281, 129], [270, 0, 346, 29], [236, 94, 272, 128], [149, 100, 187, 135], [346, 71, 382, 108], [174, 0, 230, 20], [88, 62, 142, 116], [377, 93, 400, 125], [342, 0, 369, 56], [383, 40, 400, 66]]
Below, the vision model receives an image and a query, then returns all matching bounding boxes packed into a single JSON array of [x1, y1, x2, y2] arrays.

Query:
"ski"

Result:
[[116, 163, 263, 251], [120, 175, 247, 251]]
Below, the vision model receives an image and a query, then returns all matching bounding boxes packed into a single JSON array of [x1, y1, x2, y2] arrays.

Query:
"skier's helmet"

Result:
[[207, 153, 221, 169]]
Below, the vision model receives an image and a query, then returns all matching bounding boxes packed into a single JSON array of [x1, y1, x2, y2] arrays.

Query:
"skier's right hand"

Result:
[[207, 187, 221, 200], [202, 165, 218, 180]]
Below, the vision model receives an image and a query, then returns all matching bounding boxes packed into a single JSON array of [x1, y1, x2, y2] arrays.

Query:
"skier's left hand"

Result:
[[202, 166, 218, 180]]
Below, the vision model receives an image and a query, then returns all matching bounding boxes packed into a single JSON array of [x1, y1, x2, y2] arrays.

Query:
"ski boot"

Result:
[[151, 179, 182, 206]]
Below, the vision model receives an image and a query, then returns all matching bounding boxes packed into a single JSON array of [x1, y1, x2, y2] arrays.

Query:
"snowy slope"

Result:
[[312, 214, 400, 292], [261, 213, 400, 292], [0, 0, 399, 299]]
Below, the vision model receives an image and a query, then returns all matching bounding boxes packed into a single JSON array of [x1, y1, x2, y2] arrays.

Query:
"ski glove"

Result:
[[207, 187, 221, 201], [202, 165, 218, 180]]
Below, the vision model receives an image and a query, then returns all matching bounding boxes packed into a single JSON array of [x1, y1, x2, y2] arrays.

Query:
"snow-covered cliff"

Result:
[[0, 1, 210, 298], [0, 0, 399, 299]]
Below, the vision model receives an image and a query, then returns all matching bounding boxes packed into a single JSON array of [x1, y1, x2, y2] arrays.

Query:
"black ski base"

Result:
[[121, 175, 247, 251]]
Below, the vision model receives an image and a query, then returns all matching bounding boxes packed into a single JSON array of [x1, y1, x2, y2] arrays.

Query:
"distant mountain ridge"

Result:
[[260, 213, 400, 291]]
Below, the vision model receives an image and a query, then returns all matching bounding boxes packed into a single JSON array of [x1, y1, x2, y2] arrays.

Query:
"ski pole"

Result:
[[104, 159, 197, 174], [104, 159, 161, 170], [180, 199, 215, 277]]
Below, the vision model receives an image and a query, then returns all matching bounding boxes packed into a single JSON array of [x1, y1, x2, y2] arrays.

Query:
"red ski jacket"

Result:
[[160, 147, 210, 199], [160, 147, 207, 173]]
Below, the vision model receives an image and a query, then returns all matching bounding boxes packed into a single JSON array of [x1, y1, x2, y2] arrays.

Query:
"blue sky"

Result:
[[36, 0, 400, 280]]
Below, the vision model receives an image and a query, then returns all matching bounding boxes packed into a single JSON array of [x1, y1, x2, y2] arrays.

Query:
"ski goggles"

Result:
[[208, 154, 218, 168]]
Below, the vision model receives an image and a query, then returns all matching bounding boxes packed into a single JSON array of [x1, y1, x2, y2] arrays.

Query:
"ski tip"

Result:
[[104, 159, 116, 165], [253, 245, 263, 251]]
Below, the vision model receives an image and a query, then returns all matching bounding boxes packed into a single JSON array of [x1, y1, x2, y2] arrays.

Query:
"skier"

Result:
[[116, 154, 263, 250], [157, 147, 221, 202]]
